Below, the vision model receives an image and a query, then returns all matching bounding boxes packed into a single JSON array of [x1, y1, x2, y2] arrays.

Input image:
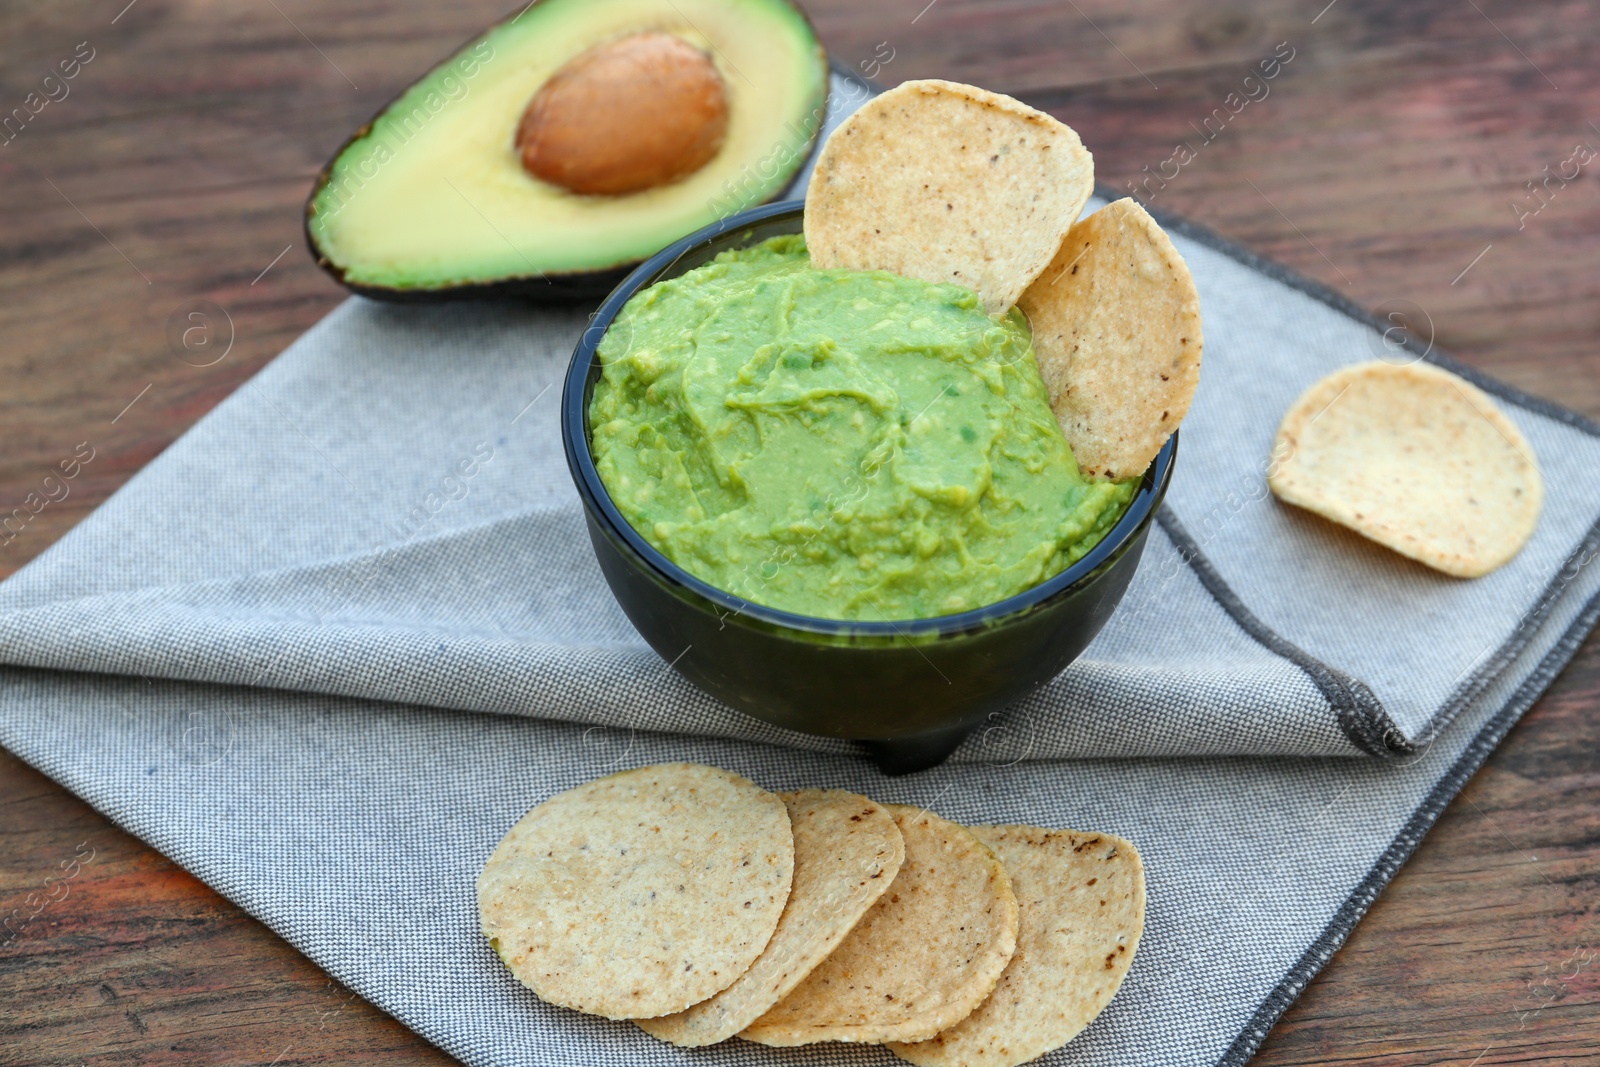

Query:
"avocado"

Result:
[[305, 0, 829, 302]]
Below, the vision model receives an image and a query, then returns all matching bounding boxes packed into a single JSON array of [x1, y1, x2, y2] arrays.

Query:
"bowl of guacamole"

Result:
[[562, 202, 1175, 773]]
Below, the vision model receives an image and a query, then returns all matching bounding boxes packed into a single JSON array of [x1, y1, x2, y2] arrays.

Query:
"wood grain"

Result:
[[1, 0, 1597, 1064]]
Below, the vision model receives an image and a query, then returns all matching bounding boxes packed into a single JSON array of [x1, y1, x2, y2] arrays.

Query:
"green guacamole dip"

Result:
[[588, 235, 1135, 621]]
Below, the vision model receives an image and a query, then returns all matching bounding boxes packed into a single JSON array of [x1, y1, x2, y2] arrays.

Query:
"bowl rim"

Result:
[[561, 200, 1177, 639]]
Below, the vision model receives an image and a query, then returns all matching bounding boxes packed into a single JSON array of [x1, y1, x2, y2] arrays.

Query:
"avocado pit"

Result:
[[517, 31, 731, 197]]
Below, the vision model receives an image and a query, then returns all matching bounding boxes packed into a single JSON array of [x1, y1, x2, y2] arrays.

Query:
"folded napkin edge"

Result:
[[1213, 577, 1600, 1067], [1126, 181, 1600, 758], [1157, 508, 1402, 758]]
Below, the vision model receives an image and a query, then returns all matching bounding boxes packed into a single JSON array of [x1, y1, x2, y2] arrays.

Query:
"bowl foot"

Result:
[[863, 724, 972, 776]]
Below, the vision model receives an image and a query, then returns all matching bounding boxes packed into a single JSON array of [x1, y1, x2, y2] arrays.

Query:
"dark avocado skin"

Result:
[[302, 0, 832, 305]]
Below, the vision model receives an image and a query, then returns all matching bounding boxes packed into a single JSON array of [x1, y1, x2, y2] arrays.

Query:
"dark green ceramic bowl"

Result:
[[562, 201, 1176, 774]]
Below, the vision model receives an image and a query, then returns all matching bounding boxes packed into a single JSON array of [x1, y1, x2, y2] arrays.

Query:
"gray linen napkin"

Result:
[[2, 72, 1598, 1067]]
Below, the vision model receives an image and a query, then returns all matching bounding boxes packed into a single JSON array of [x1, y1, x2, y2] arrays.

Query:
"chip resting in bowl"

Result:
[[804, 78, 1094, 316], [803, 80, 1200, 482], [1268, 360, 1543, 577], [476, 762, 793, 1019], [1017, 197, 1203, 481]]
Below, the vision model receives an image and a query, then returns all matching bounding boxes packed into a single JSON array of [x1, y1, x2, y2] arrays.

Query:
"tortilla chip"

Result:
[[1017, 197, 1202, 480], [639, 790, 905, 1046], [804, 79, 1094, 316], [1269, 360, 1543, 578], [476, 762, 792, 1019], [888, 827, 1145, 1067], [740, 804, 1019, 1046]]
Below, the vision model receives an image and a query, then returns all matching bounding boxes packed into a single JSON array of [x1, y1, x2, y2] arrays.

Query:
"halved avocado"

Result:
[[305, 0, 829, 302]]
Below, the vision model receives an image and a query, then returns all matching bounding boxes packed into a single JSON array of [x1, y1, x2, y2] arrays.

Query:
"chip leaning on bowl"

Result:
[[588, 79, 1204, 622]]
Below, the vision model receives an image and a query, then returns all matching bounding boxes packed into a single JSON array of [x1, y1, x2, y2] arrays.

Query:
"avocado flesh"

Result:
[[306, 0, 828, 296]]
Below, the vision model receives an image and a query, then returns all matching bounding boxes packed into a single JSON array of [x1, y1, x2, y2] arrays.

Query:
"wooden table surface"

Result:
[[2, 0, 1597, 1063]]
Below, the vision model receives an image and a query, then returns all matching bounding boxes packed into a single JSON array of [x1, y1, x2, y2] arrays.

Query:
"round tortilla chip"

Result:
[[1268, 360, 1543, 578], [888, 827, 1145, 1067], [638, 789, 905, 1046], [1017, 197, 1202, 480], [740, 804, 1019, 1046], [804, 78, 1094, 316], [476, 762, 792, 1019]]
